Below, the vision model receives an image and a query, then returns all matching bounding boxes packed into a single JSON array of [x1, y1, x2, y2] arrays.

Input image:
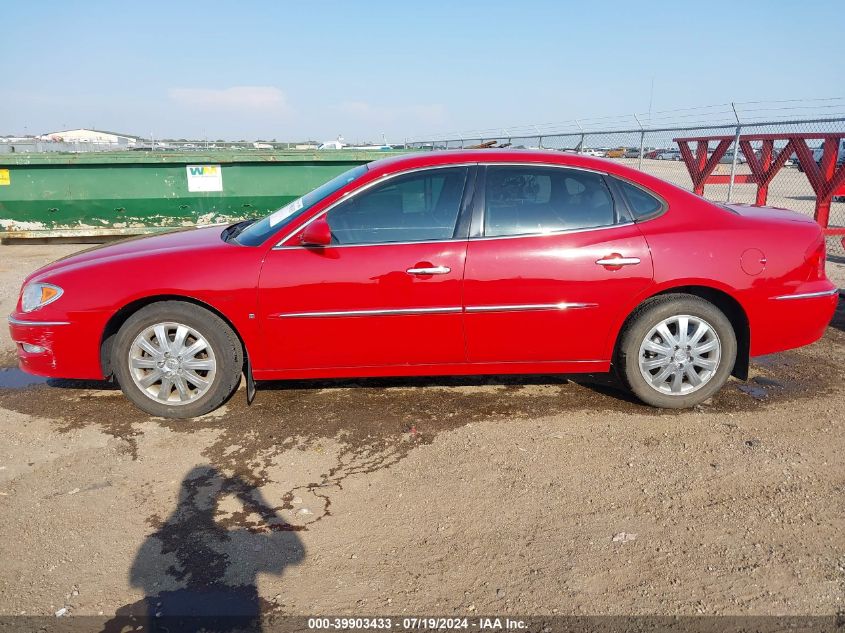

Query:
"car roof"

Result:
[[369, 148, 623, 171], [363, 148, 710, 209], [365, 149, 651, 182]]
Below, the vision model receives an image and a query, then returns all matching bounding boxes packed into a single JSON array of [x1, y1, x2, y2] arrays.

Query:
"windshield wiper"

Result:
[[222, 219, 256, 243]]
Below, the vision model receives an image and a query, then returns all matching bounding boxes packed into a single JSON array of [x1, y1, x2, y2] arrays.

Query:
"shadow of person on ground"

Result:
[[105, 465, 305, 632]]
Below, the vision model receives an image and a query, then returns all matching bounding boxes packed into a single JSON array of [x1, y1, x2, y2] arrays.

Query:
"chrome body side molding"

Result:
[[8, 315, 71, 326], [771, 288, 838, 301], [272, 302, 599, 319], [465, 302, 598, 313], [272, 307, 463, 319]]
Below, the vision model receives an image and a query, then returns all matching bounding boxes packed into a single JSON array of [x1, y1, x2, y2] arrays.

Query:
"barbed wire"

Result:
[[406, 97, 845, 143]]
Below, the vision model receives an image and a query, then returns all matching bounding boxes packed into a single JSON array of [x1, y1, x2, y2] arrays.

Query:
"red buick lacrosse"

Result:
[[8, 150, 838, 418]]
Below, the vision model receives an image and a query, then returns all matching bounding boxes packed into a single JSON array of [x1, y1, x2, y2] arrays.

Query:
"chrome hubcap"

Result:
[[638, 314, 721, 396], [128, 322, 217, 406]]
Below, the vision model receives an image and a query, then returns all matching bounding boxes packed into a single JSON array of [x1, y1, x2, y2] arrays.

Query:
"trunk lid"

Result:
[[723, 203, 816, 224]]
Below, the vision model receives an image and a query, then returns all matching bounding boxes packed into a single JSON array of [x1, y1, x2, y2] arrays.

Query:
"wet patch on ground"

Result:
[[0, 366, 48, 389]]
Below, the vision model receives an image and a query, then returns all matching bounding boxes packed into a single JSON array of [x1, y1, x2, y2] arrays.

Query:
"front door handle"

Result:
[[406, 265, 451, 275], [595, 254, 641, 267]]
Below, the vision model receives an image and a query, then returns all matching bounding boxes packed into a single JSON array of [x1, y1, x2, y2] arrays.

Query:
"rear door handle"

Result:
[[406, 266, 451, 275], [595, 255, 641, 266]]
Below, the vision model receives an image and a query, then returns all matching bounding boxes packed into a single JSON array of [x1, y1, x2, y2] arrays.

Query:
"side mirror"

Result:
[[300, 218, 332, 246]]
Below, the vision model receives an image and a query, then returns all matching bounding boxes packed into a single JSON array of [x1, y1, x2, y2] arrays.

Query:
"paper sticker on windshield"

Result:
[[186, 165, 223, 192], [268, 197, 304, 227], [0, 169, 9, 186]]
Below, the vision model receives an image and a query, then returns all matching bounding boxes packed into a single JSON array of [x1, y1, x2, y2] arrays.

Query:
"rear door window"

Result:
[[483, 165, 617, 237]]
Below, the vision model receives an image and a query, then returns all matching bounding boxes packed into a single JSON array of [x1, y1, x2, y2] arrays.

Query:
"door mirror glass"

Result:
[[300, 218, 332, 246]]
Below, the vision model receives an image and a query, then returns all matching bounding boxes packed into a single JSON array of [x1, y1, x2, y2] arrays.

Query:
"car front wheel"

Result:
[[112, 301, 243, 418], [617, 295, 737, 409]]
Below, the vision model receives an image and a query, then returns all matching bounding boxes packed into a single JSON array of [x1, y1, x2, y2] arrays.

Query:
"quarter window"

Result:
[[483, 166, 616, 237], [616, 180, 664, 220], [327, 167, 468, 245]]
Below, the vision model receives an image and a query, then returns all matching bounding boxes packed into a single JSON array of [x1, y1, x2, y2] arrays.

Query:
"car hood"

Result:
[[30, 226, 231, 280], [723, 203, 816, 224]]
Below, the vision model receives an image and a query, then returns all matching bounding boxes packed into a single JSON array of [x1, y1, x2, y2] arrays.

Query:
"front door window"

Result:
[[327, 167, 468, 245]]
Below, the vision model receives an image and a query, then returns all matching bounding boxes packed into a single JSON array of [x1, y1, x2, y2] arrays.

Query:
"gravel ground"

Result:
[[0, 242, 843, 621]]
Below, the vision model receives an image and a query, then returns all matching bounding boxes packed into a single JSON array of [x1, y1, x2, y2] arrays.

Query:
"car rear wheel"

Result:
[[616, 295, 737, 409], [112, 301, 242, 418]]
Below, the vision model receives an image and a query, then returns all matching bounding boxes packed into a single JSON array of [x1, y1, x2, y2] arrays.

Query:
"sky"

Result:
[[2, 0, 843, 143]]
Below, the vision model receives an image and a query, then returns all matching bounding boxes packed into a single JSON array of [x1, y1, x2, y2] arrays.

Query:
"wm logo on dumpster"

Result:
[[188, 166, 218, 176], [186, 164, 223, 192]]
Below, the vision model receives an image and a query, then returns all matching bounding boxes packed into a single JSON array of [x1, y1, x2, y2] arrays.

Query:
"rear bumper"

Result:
[[749, 286, 839, 356], [8, 312, 108, 380]]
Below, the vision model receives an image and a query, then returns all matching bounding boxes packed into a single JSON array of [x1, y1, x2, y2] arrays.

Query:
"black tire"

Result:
[[112, 301, 243, 418], [616, 294, 737, 409]]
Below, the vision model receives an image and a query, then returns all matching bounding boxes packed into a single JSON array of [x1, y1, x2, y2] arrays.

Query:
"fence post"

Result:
[[726, 125, 742, 202], [727, 103, 743, 203], [538, 136, 543, 149], [638, 131, 645, 171], [633, 114, 645, 170]]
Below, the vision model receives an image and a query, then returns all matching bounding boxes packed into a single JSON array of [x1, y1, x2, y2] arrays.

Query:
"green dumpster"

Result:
[[0, 149, 407, 239]]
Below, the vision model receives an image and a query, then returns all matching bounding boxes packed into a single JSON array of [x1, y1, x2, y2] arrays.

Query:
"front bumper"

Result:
[[8, 312, 108, 380]]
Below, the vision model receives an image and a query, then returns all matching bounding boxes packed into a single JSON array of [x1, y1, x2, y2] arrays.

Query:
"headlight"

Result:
[[21, 282, 63, 313]]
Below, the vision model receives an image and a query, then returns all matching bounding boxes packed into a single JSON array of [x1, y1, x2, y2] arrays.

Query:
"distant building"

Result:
[[318, 140, 346, 150], [41, 128, 139, 146]]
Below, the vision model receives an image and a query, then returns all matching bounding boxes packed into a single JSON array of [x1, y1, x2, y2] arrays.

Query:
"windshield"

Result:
[[234, 164, 369, 246]]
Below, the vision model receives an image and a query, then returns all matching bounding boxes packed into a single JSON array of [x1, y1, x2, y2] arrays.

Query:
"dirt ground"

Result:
[[0, 243, 844, 621]]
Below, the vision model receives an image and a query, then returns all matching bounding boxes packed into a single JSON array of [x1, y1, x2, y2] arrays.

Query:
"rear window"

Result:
[[616, 180, 665, 220]]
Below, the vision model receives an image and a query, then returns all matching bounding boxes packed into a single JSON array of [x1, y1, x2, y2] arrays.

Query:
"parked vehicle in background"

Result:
[[9, 150, 837, 418], [605, 147, 627, 158], [718, 150, 747, 164], [581, 148, 607, 157], [813, 139, 845, 164], [796, 140, 845, 172], [655, 149, 682, 160]]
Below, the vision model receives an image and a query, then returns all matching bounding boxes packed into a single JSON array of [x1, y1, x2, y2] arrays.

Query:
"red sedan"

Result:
[[8, 150, 838, 418]]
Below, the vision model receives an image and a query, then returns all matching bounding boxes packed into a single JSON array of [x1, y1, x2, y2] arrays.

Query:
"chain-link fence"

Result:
[[406, 117, 845, 256]]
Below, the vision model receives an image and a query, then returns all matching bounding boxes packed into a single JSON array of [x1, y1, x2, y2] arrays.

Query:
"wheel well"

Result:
[[615, 286, 750, 380], [99, 295, 247, 378]]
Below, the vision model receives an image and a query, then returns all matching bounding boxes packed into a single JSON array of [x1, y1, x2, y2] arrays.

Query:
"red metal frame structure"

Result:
[[674, 133, 845, 236]]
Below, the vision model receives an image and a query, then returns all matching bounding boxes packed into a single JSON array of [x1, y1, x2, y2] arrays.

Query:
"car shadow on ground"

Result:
[[828, 295, 845, 333], [104, 465, 305, 632], [7, 369, 642, 411], [254, 371, 639, 402]]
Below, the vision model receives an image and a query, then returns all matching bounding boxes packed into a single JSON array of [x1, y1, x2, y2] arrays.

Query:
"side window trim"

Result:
[[452, 165, 478, 240], [468, 165, 487, 239], [473, 163, 627, 240], [604, 176, 635, 224]]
